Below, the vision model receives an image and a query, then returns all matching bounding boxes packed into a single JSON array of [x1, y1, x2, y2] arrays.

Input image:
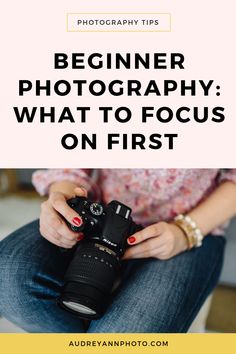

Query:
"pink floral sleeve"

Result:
[[217, 169, 236, 184], [32, 169, 101, 198]]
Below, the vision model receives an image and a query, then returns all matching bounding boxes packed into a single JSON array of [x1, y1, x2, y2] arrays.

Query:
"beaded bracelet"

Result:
[[173, 214, 204, 249]]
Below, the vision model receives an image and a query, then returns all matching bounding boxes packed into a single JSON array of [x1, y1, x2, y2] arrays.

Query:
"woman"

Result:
[[0, 169, 236, 333]]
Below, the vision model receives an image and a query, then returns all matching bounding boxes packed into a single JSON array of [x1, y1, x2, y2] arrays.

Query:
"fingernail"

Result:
[[128, 236, 136, 244], [77, 234, 84, 241], [72, 216, 82, 226]]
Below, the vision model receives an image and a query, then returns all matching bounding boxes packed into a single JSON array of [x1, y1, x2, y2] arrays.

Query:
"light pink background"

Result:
[[0, 0, 235, 167]]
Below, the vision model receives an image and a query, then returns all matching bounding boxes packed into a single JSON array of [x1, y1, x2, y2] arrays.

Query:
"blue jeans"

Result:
[[0, 220, 225, 333]]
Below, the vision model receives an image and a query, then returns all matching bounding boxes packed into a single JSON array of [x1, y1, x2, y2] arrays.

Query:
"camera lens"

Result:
[[62, 302, 96, 316], [58, 242, 121, 319]]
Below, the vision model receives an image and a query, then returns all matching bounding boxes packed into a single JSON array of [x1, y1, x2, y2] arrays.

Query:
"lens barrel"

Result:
[[58, 241, 121, 319]]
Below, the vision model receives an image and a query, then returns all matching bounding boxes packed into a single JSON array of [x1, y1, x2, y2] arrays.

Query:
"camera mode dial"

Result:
[[90, 203, 104, 216]]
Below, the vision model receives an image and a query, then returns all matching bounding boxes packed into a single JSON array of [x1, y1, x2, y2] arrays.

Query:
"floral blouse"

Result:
[[32, 169, 236, 235]]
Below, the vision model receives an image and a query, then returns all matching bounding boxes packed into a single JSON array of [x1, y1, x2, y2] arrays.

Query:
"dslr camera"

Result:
[[58, 196, 142, 319]]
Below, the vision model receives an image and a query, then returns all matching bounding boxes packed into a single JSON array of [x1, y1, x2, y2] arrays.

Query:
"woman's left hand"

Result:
[[123, 221, 189, 260]]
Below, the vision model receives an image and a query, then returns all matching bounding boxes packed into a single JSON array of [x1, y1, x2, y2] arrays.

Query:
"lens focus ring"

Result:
[[64, 243, 120, 294]]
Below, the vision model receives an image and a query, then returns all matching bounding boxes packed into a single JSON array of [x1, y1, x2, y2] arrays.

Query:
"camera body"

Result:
[[67, 197, 138, 256], [58, 197, 142, 319]]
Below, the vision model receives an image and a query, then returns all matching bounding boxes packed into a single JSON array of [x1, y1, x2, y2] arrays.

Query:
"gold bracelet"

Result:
[[173, 214, 204, 249], [173, 219, 195, 249]]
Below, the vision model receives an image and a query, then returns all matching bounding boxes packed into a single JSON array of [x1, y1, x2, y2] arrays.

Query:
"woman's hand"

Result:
[[39, 181, 87, 248], [123, 221, 188, 260]]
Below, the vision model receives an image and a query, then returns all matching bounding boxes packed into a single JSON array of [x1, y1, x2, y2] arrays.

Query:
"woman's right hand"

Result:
[[39, 181, 87, 248]]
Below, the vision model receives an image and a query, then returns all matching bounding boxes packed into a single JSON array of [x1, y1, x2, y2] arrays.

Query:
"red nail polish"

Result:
[[128, 236, 136, 244], [72, 217, 82, 226], [77, 234, 84, 241]]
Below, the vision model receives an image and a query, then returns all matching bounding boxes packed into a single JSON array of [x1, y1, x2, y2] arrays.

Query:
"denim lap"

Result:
[[0, 220, 225, 333]]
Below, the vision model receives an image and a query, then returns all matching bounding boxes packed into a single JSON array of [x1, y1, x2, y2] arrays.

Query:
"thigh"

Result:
[[0, 220, 84, 333], [88, 235, 225, 333]]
